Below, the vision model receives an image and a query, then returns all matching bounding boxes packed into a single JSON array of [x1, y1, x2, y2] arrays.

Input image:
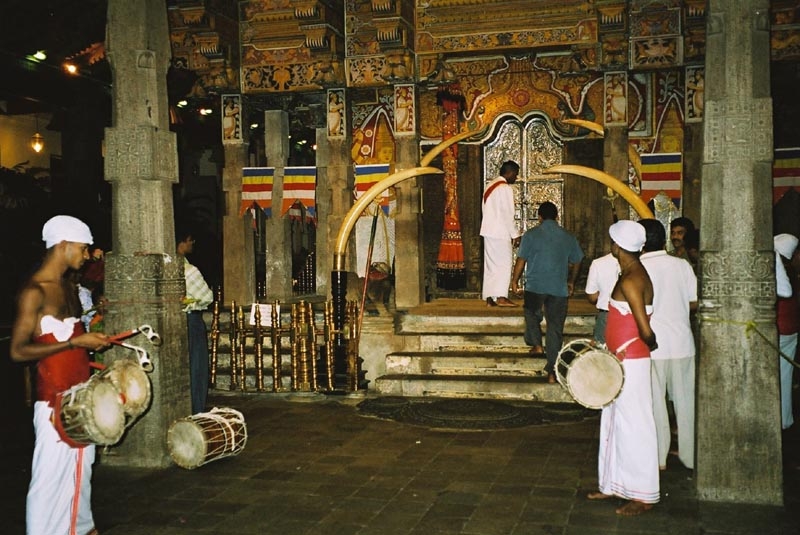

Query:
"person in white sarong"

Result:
[[10, 215, 111, 535], [480, 161, 521, 307], [589, 220, 659, 516]]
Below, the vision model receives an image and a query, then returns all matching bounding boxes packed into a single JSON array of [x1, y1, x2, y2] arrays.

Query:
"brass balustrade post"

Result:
[[254, 302, 265, 392], [209, 289, 221, 388], [271, 301, 281, 392], [237, 305, 247, 391], [229, 300, 238, 390]]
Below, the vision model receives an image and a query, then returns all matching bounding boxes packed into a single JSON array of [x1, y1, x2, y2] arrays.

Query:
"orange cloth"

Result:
[[34, 322, 90, 406], [605, 305, 651, 360]]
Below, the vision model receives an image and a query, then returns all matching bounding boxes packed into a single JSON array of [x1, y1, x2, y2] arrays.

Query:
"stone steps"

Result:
[[374, 373, 574, 403]]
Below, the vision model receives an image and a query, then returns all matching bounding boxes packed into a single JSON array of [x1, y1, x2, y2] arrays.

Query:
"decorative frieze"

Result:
[[703, 99, 773, 163], [104, 127, 178, 183]]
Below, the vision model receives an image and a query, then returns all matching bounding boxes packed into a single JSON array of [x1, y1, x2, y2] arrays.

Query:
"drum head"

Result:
[[106, 360, 152, 417], [567, 350, 624, 409], [168, 419, 208, 469], [88, 380, 126, 444]]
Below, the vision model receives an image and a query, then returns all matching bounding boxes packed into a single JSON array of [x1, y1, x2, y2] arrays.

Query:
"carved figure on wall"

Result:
[[605, 72, 627, 126], [221, 95, 242, 143], [685, 67, 704, 122], [327, 89, 346, 138], [632, 37, 679, 68], [394, 85, 415, 135]]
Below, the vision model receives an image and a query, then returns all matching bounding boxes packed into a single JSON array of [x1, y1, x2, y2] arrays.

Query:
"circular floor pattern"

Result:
[[357, 397, 592, 430]]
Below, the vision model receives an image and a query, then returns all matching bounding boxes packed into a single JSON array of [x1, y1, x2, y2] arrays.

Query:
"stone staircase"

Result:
[[372, 298, 596, 403]]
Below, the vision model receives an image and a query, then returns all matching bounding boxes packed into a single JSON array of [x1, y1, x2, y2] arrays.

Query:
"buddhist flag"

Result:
[[640, 152, 682, 205], [354, 163, 391, 214], [281, 166, 317, 222], [241, 167, 274, 216], [773, 148, 800, 203]]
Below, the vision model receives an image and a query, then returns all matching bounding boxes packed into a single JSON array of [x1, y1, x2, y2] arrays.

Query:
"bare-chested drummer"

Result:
[[587, 219, 659, 516], [10, 215, 110, 535]]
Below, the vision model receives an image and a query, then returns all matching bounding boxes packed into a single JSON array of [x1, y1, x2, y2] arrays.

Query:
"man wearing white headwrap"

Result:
[[589, 220, 659, 516], [774, 233, 799, 430], [11, 215, 110, 535]]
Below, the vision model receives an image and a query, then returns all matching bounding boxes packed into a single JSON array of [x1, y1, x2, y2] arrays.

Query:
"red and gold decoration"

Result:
[[436, 83, 467, 290]]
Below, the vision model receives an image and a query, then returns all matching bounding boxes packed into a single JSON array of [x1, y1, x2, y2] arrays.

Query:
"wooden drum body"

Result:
[[56, 376, 126, 447], [555, 339, 624, 409], [167, 407, 248, 469]]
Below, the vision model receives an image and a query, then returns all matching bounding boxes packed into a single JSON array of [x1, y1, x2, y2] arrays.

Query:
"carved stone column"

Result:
[[316, 127, 353, 298], [102, 0, 189, 468], [696, 0, 781, 504], [394, 134, 424, 308], [263, 110, 293, 299], [222, 141, 255, 304]]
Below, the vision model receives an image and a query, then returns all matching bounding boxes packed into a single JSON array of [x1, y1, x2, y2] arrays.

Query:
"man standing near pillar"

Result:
[[774, 233, 799, 430], [10, 215, 111, 535], [480, 160, 521, 307], [177, 229, 214, 414], [639, 219, 698, 470]]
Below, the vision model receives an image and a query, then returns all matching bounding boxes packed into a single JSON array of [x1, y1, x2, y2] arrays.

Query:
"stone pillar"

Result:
[[683, 122, 703, 225], [394, 134, 424, 308], [263, 110, 293, 300], [316, 127, 352, 297], [603, 126, 630, 222], [696, 1, 781, 504], [222, 141, 255, 304], [102, 0, 188, 468]]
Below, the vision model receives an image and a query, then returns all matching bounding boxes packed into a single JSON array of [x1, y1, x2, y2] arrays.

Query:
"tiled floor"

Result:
[[3, 392, 799, 534]]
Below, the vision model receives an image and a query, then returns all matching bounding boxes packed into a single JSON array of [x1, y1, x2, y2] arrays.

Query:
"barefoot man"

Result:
[[588, 220, 659, 516], [10, 215, 111, 535]]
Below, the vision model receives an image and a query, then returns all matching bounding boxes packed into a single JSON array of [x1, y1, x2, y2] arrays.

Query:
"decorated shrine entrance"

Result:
[[482, 114, 565, 235]]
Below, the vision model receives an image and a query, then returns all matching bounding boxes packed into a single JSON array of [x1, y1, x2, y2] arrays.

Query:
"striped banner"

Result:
[[281, 166, 317, 221], [354, 163, 391, 214], [640, 152, 682, 205], [240, 167, 274, 216], [773, 147, 800, 203]]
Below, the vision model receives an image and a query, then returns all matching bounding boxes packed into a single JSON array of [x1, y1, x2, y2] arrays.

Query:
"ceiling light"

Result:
[[199, 108, 212, 116], [31, 115, 44, 153], [31, 133, 44, 153], [33, 51, 47, 61], [64, 63, 78, 75], [177, 100, 188, 108]]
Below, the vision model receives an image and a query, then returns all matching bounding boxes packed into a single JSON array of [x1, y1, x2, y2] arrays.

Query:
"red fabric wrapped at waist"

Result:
[[777, 296, 799, 335], [605, 305, 651, 360], [34, 322, 90, 406]]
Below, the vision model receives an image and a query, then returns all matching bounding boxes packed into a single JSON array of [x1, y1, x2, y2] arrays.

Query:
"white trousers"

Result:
[[28, 402, 95, 535], [598, 358, 660, 503], [651, 356, 695, 469], [482, 236, 512, 300], [780, 333, 797, 430]]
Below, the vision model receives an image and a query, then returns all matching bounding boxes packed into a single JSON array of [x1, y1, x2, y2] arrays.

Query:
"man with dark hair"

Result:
[[11, 215, 111, 535], [669, 216, 696, 262], [511, 201, 583, 382], [639, 219, 698, 470], [480, 160, 522, 307], [177, 228, 214, 414]]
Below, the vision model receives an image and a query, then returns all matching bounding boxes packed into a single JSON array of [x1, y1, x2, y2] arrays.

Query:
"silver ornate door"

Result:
[[483, 116, 563, 233]]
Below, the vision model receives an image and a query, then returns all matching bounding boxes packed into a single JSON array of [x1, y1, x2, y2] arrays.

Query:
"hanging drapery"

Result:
[[640, 152, 682, 207], [773, 147, 800, 204], [240, 167, 274, 216], [281, 166, 317, 223], [436, 84, 467, 290]]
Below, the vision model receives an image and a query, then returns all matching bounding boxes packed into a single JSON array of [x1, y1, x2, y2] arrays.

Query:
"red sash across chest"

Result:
[[777, 296, 800, 335], [34, 322, 90, 406]]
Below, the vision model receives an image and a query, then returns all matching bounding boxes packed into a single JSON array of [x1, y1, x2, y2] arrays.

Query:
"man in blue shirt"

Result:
[[511, 202, 584, 383]]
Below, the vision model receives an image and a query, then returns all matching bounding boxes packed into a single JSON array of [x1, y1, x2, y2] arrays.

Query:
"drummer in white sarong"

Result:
[[588, 220, 660, 516], [480, 161, 521, 307], [10, 216, 111, 535]]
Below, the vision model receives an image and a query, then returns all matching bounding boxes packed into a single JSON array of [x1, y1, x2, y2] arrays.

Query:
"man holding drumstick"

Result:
[[10, 215, 111, 535]]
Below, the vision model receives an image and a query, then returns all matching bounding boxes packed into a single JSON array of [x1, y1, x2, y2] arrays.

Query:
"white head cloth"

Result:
[[774, 233, 798, 298], [42, 215, 93, 248], [609, 220, 646, 253]]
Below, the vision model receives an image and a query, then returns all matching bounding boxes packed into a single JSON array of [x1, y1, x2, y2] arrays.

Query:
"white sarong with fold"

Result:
[[597, 358, 660, 504]]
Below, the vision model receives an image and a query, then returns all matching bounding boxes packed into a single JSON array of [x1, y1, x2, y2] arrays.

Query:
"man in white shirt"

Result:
[[639, 219, 698, 470], [585, 252, 619, 345], [480, 161, 521, 307]]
